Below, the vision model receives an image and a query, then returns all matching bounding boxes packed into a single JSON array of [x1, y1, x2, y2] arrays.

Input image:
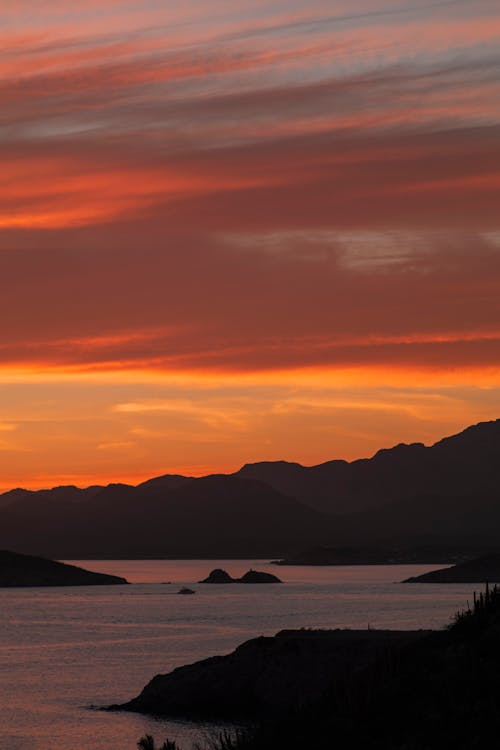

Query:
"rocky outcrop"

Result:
[[239, 570, 282, 583], [199, 568, 282, 583], [110, 629, 425, 719], [199, 568, 234, 583], [404, 553, 500, 583], [0, 550, 128, 586]]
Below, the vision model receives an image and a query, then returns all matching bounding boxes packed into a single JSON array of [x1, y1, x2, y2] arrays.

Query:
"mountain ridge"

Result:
[[3, 419, 498, 506], [1, 418, 499, 558]]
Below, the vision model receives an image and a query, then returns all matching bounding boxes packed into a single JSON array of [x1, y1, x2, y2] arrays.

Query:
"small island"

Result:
[[0, 550, 128, 587], [403, 553, 500, 583], [199, 568, 282, 584]]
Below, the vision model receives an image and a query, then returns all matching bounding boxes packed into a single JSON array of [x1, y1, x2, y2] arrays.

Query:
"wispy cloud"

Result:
[[1, 0, 499, 486]]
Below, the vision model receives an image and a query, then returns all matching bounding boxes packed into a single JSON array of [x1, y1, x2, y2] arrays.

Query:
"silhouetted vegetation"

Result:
[[138, 730, 249, 750], [452, 581, 500, 630], [138, 735, 180, 750]]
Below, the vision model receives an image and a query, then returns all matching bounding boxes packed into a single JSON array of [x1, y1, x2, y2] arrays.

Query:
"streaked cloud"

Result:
[[0, 0, 499, 487]]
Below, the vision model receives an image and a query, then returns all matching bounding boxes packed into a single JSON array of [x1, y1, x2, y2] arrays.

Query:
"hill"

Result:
[[0, 476, 334, 558], [0, 484, 104, 510], [236, 419, 500, 515], [404, 553, 500, 583], [0, 550, 128, 586], [1, 419, 500, 558]]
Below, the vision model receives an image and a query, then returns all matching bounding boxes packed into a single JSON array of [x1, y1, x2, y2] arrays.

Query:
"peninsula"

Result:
[[0, 550, 128, 587], [111, 629, 423, 719], [404, 553, 500, 583], [129, 586, 500, 750]]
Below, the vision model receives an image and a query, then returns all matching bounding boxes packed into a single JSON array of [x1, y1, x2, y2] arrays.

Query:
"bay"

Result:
[[0, 559, 478, 750]]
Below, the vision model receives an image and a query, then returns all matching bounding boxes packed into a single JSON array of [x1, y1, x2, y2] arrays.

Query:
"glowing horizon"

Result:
[[1, 0, 499, 490]]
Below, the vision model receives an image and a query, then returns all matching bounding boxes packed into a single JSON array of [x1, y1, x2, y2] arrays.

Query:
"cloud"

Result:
[[96, 441, 136, 450], [0, 0, 499, 487], [0, 225, 499, 375]]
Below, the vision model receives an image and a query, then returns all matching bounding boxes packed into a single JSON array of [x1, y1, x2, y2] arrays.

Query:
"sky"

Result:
[[1, 0, 499, 490]]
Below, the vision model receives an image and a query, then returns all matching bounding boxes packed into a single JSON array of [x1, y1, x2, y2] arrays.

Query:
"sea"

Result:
[[0, 559, 481, 750]]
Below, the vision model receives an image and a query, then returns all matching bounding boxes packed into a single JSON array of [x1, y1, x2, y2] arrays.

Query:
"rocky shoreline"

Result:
[[109, 628, 426, 720]]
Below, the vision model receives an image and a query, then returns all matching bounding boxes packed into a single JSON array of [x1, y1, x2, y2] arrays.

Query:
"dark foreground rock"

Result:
[[0, 549, 128, 587], [199, 568, 282, 584], [404, 553, 500, 583], [110, 629, 425, 719], [187, 586, 500, 750]]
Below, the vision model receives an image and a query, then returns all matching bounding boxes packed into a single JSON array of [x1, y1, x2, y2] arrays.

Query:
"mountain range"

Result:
[[1, 419, 499, 558]]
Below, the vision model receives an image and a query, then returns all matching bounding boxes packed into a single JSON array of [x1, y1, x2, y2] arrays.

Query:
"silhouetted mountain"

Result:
[[136, 474, 193, 492], [0, 476, 334, 558], [2, 419, 500, 558], [337, 490, 500, 550], [236, 419, 500, 514], [0, 484, 104, 510], [0, 550, 127, 586], [0, 488, 31, 509]]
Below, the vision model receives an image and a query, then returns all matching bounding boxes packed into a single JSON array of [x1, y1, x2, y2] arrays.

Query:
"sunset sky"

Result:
[[1, 0, 499, 490]]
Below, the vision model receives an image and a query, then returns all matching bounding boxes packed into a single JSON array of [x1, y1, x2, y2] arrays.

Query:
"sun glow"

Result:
[[1, 0, 499, 489]]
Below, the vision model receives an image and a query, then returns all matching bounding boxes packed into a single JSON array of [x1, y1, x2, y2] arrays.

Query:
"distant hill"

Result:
[[336, 490, 500, 550], [273, 543, 483, 566], [236, 419, 500, 515], [135, 474, 192, 492], [404, 553, 500, 583], [1, 419, 500, 558], [0, 476, 334, 558], [0, 484, 104, 510], [0, 550, 127, 586]]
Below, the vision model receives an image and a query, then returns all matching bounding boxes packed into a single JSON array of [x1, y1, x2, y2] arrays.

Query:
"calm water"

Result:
[[0, 559, 479, 750]]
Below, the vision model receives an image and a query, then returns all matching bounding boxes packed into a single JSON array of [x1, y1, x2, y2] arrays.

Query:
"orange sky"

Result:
[[1, 0, 499, 490]]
